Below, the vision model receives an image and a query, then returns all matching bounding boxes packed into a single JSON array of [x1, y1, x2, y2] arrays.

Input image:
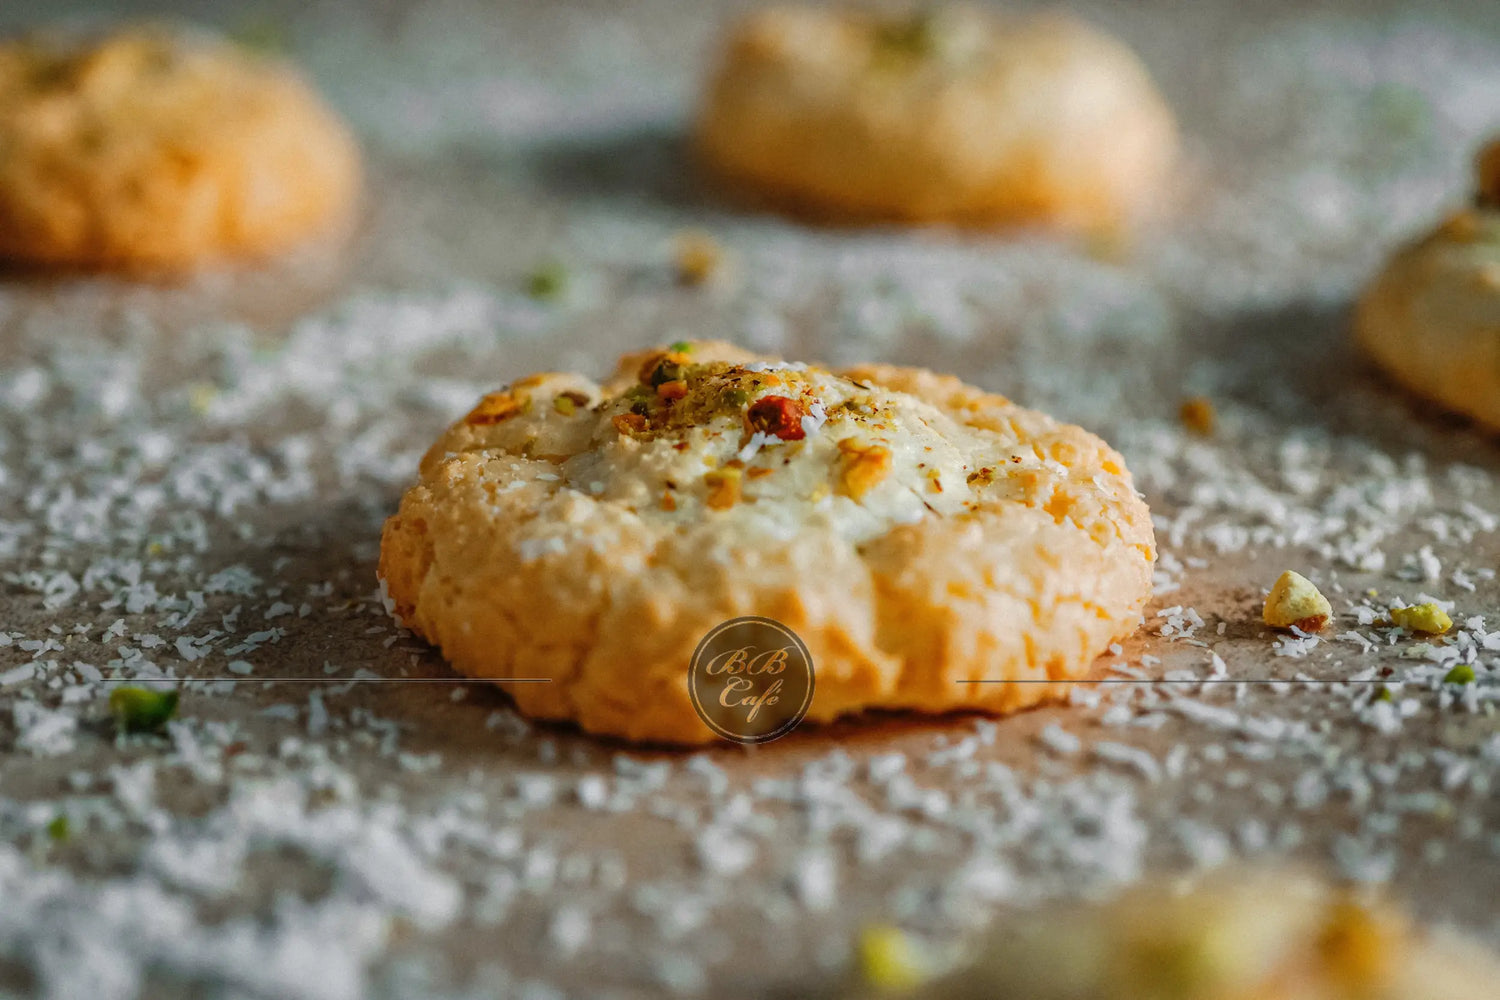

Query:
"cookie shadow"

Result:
[[0, 230, 358, 341], [524, 126, 717, 215], [1187, 299, 1500, 466]]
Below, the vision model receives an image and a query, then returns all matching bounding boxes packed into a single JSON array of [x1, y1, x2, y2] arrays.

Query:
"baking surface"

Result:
[[2, 1, 1500, 998]]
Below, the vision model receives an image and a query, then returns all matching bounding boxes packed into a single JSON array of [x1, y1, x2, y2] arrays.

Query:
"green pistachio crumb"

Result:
[[110, 686, 179, 734], [46, 814, 69, 842], [873, 13, 938, 57], [668, 340, 693, 354], [858, 925, 927, 989], [1443, 664, 1476, 685], [1374, 686, 1394, 703], [552, 395, 576, 416], [645, 358, 687, 387], [230, 18, 288, 54], [1389, 602, 1452, 635], [525, 262, 567, 301]]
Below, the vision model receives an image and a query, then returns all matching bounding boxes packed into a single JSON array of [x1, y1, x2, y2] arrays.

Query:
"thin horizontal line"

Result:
[[959, 678, 1406, 685], [87, 677, 552, 684], [77, 678, 1428, 686]]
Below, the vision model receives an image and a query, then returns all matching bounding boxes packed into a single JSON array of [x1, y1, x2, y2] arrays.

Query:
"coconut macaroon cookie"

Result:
[[694, 6, 1177, 231], [897, 870, 1500, 1000], [1354, 140, 1500, 431], [379, 342, 1155, 745], [0, 26, 360, 270]]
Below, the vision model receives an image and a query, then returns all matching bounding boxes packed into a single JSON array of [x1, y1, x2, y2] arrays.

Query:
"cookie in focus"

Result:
[[379, 341, 1155, 745]]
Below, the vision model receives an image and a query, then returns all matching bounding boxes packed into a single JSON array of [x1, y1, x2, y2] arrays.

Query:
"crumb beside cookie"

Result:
[[1263, 570, 1332, 632], [673, 230, 724, 286], [1387, 602, 1452, 635], [1178, 396, 1215, 435], [0, 25, 361, 270], [379, 340, 1156, 744]]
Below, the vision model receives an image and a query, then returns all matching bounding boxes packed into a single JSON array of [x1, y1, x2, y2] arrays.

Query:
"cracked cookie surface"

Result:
[[379, 341, 1155, 744]]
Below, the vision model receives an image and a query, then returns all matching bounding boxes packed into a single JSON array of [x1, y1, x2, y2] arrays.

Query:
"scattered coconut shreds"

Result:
[[2, 5, 1500, 1000]]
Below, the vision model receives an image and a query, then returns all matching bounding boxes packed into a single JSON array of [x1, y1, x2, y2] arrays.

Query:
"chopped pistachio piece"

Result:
[[1179, 396, 1215, 435], [1477, 138, 1500, 208], [1311, 898, 1402, 985], [109, 686, 179, 734], [673, 233, 723, 286], [703, 467, 742, 510], [230, 17, 288, 54], [1262, 570, 1332, 632], [465, 391, 523, 426], [859, 925, 927, 990], [1443, 664, 1475, 685], [667, 340, 694, 354], [873, 12, 939, 58], [837, 438, 893, 501], [525, 261, 567, 300], [1389, 602, 1452, 635], [642, 355, 688, 388], [46, 814, 69, 842]]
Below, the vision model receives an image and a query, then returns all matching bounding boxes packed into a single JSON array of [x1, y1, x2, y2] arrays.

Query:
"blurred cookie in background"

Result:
[[1355, 139, 1500, 432], [694, 5, 1176, 233], [0, 25, 360, 272], [859, 869, 1500, 1000]]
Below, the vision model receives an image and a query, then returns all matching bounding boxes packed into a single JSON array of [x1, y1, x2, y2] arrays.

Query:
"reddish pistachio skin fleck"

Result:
[[745, 395, 807, 440], [612, 413, 648, 435]]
